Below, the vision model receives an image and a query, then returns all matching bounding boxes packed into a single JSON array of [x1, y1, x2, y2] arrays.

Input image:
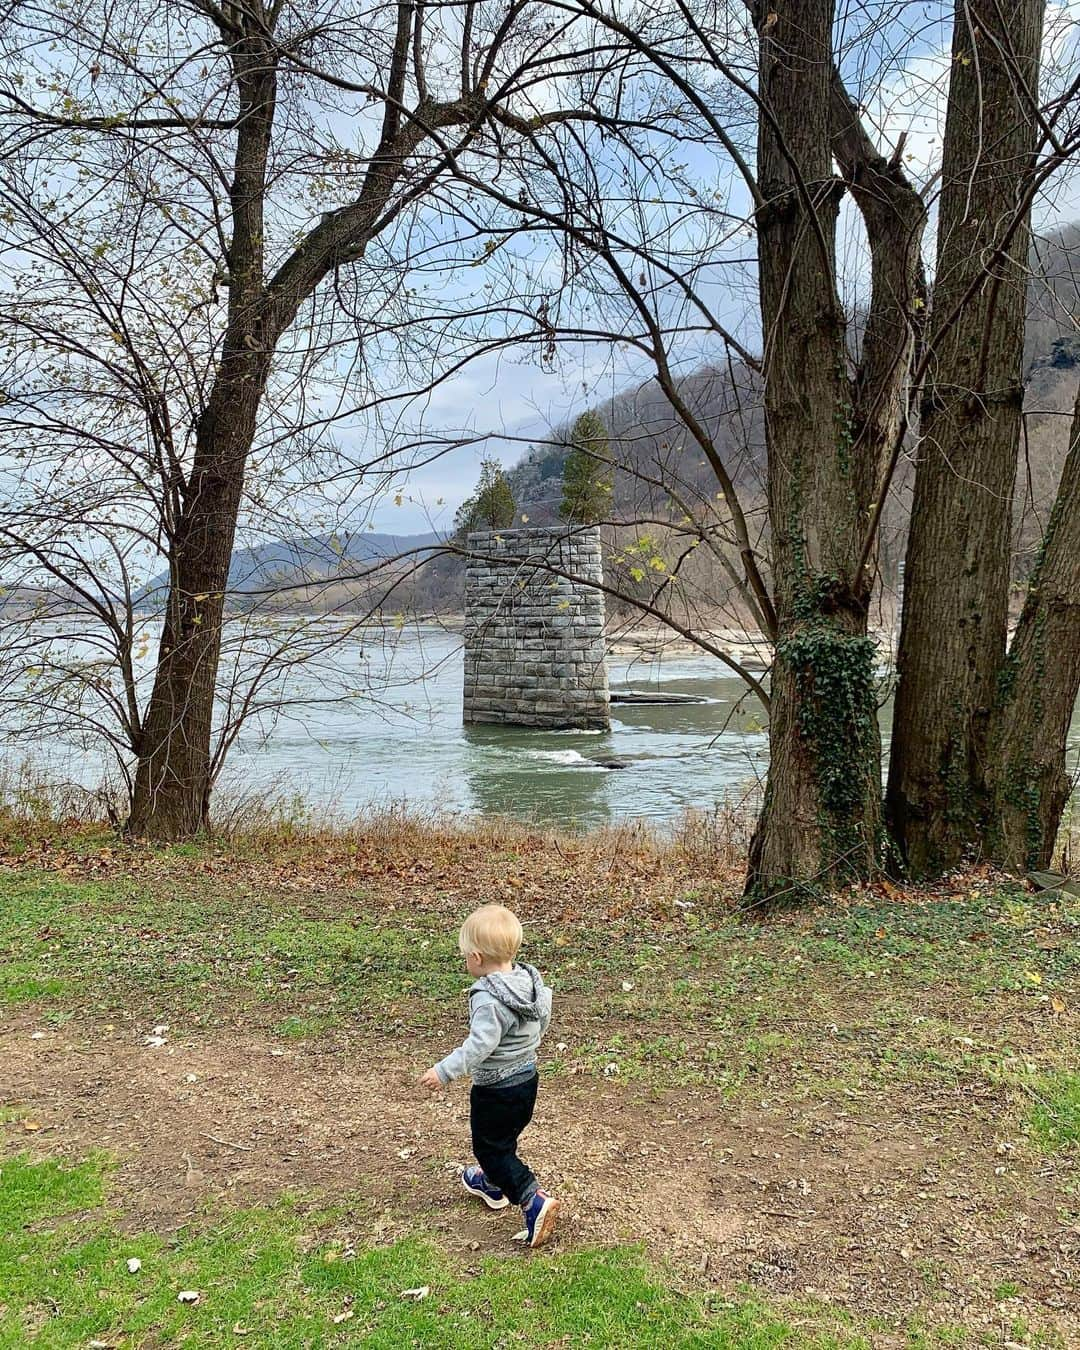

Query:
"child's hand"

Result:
[[419, 1067, 443, 1092]]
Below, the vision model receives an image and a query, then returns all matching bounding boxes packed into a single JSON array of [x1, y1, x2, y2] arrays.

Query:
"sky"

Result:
[[365, 0, 1080, 536], [3, 0, 1078, 547]]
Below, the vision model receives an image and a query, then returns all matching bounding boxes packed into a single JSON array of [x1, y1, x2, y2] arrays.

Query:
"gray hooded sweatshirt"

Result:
[[434, 962, 552, 1087]]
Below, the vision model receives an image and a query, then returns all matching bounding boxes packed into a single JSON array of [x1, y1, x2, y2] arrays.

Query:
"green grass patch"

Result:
[[2, 869, 1078, 1103], [810, 890, 1080, 993], [0, 1152, 873, 1348], [1025, 1071, 1080, 1152], [273, 1014, 335, 1040], [0, 965, 68, 1006]]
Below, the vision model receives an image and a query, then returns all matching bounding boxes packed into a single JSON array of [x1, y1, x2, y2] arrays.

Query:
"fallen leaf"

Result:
[[22, 1119, 42, 1133], [126, 1257, 142, 1273], [1051, 996, 1066, 1014], [400, 1286, 430, 1301], [1022, 970, 1043, 987], [177, 1289, 200, 1305], [232, 1324, 252, 1336], [332, 1309, 354, 1324]]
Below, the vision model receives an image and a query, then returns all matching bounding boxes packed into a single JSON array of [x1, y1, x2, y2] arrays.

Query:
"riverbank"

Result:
[[1, 811, 1077, 1347]]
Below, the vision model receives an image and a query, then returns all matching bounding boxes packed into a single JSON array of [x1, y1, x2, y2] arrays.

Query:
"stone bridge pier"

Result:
[[462, 526, 609, 730]]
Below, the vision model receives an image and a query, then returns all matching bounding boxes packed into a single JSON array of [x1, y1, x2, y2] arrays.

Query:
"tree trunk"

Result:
[[988, 379, 1080, 869], [127, 353, 270, 839], [127, 27, 278, 839], [886, 0, 1045, 877], [746, 0, 883, 899]]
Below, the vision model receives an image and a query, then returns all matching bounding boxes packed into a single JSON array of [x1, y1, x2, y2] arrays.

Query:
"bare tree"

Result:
[[887, 0, 1080, 876], [887, 0, 1048, 874], [467, 0, 1077, 892], [0, 0, 597, 837], [455, 0, 926, 894], [742, 0, 926, 893]]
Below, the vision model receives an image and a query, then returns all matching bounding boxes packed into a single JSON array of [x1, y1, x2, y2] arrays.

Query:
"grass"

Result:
[[0, 855, 1077, 1109], [1025, 1071, 1080, 1152], [1, 817, 1078, 1347], [0, 1152, 868, 1349]]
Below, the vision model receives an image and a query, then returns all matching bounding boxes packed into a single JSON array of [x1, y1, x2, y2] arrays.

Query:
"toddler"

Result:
[[420, 903, 559, 1247]]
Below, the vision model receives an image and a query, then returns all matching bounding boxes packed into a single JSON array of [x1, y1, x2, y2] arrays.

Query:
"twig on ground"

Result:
[[202, 1131, 257, 1151]]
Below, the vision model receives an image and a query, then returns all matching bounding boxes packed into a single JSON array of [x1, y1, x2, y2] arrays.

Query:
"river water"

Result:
[[216, 626, 771, 829], [12, 624, 1079, 831], [215, 625, 1080, 830]]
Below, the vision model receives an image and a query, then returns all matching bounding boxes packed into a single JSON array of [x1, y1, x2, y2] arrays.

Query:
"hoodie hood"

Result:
[[474, 962, 547, 1021]]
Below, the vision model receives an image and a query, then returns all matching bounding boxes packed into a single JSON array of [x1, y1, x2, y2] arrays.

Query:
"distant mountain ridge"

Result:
[[141, 529, 443, 602]]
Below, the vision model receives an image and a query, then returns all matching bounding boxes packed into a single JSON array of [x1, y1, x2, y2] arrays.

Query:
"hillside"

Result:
[[404, 224, 1080, 624], [120, 226, 1079, 625], [509, 226, 1080, 543]]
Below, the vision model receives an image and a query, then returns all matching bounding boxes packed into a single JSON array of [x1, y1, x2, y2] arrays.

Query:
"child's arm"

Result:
[[430, 997, 504, 1086], [538, 985, 552, 1036]]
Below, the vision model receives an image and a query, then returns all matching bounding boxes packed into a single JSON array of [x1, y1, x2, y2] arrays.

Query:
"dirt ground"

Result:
[[3, 1007, 1077, 1346]]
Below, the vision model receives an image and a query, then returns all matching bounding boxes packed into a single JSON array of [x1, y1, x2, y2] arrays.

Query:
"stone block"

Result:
[[463, 525, 609, 729]]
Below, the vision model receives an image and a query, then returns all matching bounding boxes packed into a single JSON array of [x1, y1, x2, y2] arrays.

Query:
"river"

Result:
[[10, 624, 1079, 831], [218, 625, 771, 829]]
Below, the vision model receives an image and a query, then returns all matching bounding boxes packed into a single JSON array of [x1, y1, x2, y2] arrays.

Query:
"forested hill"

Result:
[[506, 224, 1080, 559], [103, 225, 1077, 620]]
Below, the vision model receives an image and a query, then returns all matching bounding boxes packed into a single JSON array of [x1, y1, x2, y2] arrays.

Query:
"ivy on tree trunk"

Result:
[[745, 0, 884, 899]]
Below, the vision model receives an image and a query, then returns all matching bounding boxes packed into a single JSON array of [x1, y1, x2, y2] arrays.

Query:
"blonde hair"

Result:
[[458, 904, 522, 962]]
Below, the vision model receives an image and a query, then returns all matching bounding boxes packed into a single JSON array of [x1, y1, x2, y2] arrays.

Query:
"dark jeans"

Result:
[[470, 1072, 539, 1206]]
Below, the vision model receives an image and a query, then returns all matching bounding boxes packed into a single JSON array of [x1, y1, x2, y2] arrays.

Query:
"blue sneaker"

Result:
[[461, 1166, 510, 1210], [521, 1189, 560, 1247]]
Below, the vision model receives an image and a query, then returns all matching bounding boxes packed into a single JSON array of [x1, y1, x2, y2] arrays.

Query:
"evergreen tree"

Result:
[[455, 459, 517, 537], [560, 411, 613, 525]]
